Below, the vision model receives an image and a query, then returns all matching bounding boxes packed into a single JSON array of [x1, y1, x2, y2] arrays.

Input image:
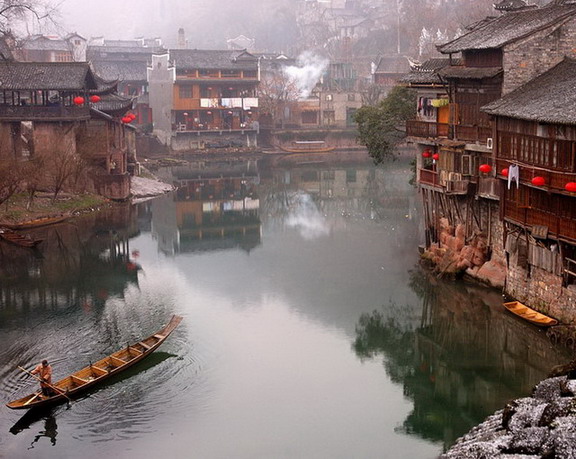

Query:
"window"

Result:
[[179, 86, 193, 99], [323, 110, 335, 125], [325, 94, 333, 101], [347, 93, 355, 101]]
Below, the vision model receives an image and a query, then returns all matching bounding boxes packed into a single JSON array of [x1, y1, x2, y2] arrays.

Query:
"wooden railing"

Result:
[[496, 159, 576, 191], [0, 105, 90, 121], [419, 168, 440, 187], [454, 125, 492, 143], [406, 120, 449, 138], [497, 132, 576, 172], [445, 179, 469, 194], [505, 202, 576, 243], [477, 176, 500, 199]]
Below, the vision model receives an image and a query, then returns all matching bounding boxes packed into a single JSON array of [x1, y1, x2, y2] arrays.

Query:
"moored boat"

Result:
[[0, 228, 42, 248], [6, 315, 183, 410], [0, 215, 68, 230], [279, 141, 335, 153], [503, 301, 558, 327]]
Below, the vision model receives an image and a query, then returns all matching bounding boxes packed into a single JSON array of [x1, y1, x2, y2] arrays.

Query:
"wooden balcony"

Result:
[[0, 104, 90, 121], [419, 168, 441, 188], [505, 202, 576, 243], [445, 179, 469, 195], [453, 125, 491, 143], [496, 159, 576, 191], [406, 120, 448, 138], [477, 176, 500, 200]]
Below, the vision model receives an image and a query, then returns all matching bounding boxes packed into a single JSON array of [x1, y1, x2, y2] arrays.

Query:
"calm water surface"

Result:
[[0, 151, 570, 458]]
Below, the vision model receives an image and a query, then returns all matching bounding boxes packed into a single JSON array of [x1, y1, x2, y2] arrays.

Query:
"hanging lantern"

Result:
[[501, 168, 509, 177], [121, 116, 131, 123], [128, 113, 137, 120], [89, 95, 101, 103], [531, 176, 545, 186], [422, 150, 431, 158], [432, 153, 439, 161], [565, 182, 576, 192], [73, 96, 85, 105], [479, 164, 492, 173]]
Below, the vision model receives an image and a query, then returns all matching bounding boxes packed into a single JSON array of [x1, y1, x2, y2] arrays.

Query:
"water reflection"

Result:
[[354, 268, 571, 450], [151, 160, 261, 255]]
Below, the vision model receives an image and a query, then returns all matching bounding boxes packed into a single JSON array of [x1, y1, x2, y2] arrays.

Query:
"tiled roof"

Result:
[[494, 0, 536, 11], [439, 4, 576, 53], [169, 49, 258, 70], [91, 60, 147, 82], [88, 45, 161, 55], [374, 56, 410, 74], [0, 61, 96, 90], [482, 57, 576, 124], [399, 58, 455, 85], [438, 66, 503, 79], [91, 93, 134, 113]]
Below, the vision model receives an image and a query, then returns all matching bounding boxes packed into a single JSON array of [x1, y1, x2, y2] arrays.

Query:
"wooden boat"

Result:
[[0, 228, 42, 248], [0, 215, 67, 230], [503, 301, 558, 327], [279, 141, 335, 153], [6, 315, 183, 410]]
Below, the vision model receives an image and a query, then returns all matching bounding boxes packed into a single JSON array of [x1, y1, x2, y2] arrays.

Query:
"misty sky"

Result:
[[57, 0, 298, 51]]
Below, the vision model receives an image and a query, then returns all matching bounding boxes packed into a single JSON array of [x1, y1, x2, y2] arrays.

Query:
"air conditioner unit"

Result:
[[486, 137, 493, 149]]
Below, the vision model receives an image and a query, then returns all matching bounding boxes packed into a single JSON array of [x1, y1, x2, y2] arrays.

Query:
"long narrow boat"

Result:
[[279, 141, 335, 153], [503, 301, 558, 327], [0, 215, 68, 230], [6, 315, 183, 410], [0, 228, 42, 248]]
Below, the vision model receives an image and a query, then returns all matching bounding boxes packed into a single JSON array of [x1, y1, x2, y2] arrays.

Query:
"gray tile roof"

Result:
[[169, 49, 258, 71], [399, 58, 455, 85], [482, 57, 576, 124], [439, 4, 576, 53], [23, 36, 71, 51], [0, 61, 96, 90], [91, 60, 147, 82], [438, 66, 503, 79]]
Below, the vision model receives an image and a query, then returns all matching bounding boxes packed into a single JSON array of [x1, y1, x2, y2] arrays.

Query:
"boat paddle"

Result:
[[18, 366, 73, 405]]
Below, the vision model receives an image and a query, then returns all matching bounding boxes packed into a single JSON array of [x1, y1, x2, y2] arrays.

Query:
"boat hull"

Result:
[[503, 301, 558, 327], [6, 315, 183, 410]]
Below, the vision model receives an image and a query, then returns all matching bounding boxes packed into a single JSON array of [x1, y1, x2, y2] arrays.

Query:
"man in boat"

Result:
[[30, 360, 54, 396]]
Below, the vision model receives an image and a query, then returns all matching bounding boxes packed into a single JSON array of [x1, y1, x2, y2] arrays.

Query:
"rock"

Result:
[[475, 259, 506, 288]]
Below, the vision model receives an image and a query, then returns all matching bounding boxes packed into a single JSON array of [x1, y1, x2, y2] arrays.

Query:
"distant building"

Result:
[[227, 35, 256, 52], [18, 33, 87, 62]]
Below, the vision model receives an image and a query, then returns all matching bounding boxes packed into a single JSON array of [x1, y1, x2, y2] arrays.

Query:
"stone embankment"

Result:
[[441, 375, 576, 458], [130, 175, 174, 202], [421, 217, 506, 288]]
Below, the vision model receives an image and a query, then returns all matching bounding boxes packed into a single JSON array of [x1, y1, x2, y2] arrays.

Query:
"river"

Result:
[[0, 151, 570, 459]]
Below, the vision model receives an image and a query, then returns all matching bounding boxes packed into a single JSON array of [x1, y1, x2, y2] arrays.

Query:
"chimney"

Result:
[[177, 28, 186, 49]]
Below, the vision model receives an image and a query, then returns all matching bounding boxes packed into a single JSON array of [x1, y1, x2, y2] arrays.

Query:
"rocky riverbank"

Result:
[[441, 374, 576, 458]]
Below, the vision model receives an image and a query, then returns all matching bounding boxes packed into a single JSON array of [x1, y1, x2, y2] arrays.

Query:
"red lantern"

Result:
[[89, 95, 101, 103], [565, 182, 576, 192], [501, 168, 509, 177], [479, 164, 492, 173], [121, 116, 131, 123], [531, 176, 545, 186], [422, 150, 431, 158], [432, 153, 439, 161], [73, 96, 85, 105], [128, 113, 136, 120]]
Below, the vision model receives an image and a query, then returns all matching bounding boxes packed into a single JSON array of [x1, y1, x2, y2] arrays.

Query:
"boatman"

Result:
[[31, 360, 53, 396]]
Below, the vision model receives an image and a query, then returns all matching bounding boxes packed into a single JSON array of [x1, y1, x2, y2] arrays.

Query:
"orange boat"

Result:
[[0, 228, 42, 248], [503, 301, 558, 327], [279, 141, 335, 153], [0, 215, 67, 230]]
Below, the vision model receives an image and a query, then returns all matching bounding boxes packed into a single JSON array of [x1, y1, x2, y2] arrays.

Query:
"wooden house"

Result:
[[147, 49, 260, 150], [0, 61, 133, 200], [482, 57, 576, 294]]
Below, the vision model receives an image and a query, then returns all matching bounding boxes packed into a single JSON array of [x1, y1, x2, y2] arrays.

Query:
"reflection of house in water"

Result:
[[260, 157, 415, 222], [152, 160, 261, 255]]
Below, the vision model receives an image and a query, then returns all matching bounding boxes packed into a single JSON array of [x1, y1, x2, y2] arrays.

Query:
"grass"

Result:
[[0, 192, 108, 224]]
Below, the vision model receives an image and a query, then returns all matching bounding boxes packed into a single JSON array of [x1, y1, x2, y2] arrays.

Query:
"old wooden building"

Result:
[[483, 57, 576, 321], [0, 61, 133, 200]]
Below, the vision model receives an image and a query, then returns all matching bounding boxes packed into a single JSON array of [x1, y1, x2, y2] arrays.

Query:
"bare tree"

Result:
[[47, 142, 80, 202], [258, 71, 300, 128], [0, 159, 24, 208], [360, 82, 386, 107], [0, 1, 60, 36], [21, 156, 45, 209]]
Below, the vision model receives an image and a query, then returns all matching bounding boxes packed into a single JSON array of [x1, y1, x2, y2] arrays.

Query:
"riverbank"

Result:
[[442, 373, 576, 458], [0, 175, 173, 225]]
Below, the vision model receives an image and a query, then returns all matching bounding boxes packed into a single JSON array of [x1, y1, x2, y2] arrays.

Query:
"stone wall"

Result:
[[503, 18, 576, 95], [506, 241, 576, 324]]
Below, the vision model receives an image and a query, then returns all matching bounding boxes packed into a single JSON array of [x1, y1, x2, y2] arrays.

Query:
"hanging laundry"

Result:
[[508, 164, 519, 190]]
